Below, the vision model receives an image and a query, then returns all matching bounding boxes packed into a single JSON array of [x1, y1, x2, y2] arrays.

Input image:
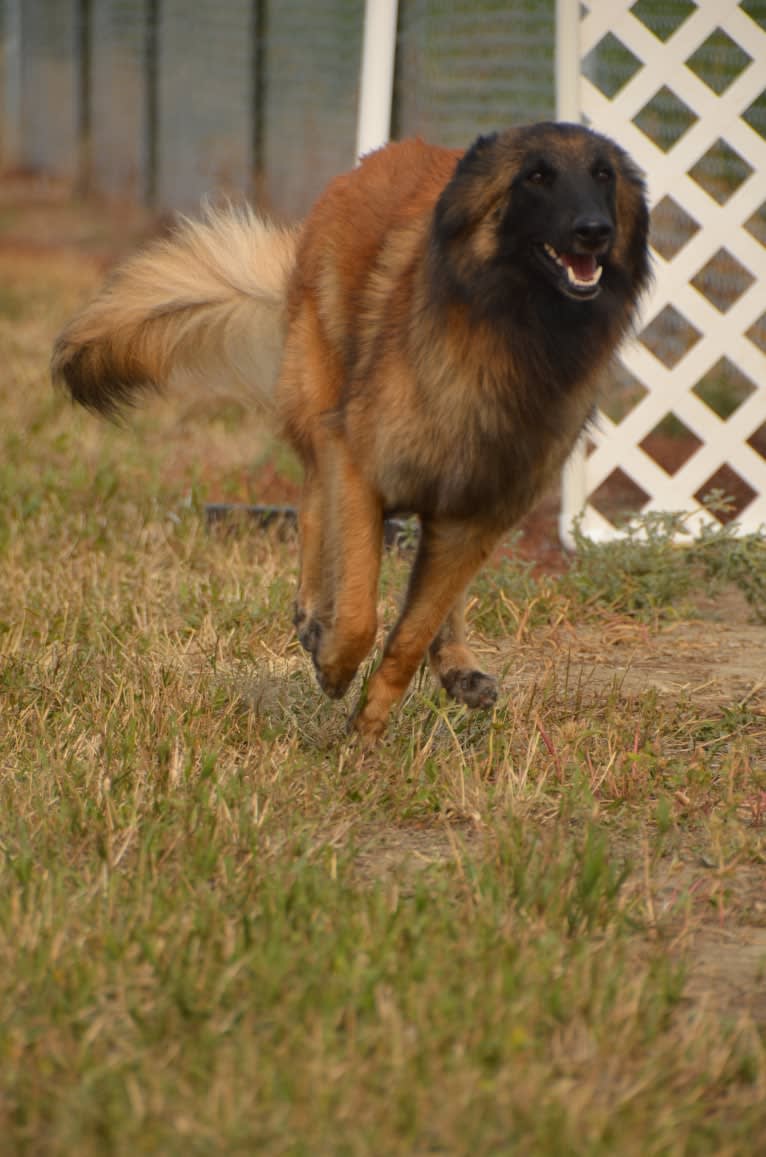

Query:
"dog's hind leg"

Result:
[[428, 593, 498, 709], [310, 428, 384, 700], [352, 520, 500, 742]]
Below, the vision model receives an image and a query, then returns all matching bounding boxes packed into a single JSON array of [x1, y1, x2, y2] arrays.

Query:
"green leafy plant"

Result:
[[567, 504, 766, 622]]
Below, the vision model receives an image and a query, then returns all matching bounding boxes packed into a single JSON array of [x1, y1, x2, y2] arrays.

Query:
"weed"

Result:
[[567, 507, 766, 621]]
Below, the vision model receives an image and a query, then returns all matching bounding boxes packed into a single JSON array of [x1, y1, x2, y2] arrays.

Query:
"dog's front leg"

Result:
[[352, 519, 500, 742]]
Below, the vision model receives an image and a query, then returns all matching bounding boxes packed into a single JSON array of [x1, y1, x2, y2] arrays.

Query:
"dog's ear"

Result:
[[456, 132, 499, 176], [434, 133, 499, 240]]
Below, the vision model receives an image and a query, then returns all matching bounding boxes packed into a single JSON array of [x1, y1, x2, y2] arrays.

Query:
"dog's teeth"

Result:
[[544, 243, 562, 264], [566, 264, 603, 288]]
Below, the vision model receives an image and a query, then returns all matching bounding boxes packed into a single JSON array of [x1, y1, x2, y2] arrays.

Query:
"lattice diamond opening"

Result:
[[639, 305, 701, 368], [686, 29, 752, 95], [650, 196, 700, 260], [639, 416, 703, 475], [600, 364, 648, 424], [633, 85, 698, 151], [743, 89, 766, 136], [690, 249, 755, 313], [745, 204, 766, 248], [583, 33, 642, 98], [629, 0, 695, 42], [694, 465, 758, 525], [590, 468, 650, 525], [688, 139, 754, 205], [561, 0, 766, 544], [747, 314, 766, 355], [692, 359, 757, 419]]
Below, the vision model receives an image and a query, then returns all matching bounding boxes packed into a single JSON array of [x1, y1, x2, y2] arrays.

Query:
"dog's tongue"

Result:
[[563, 253, 598, 280]]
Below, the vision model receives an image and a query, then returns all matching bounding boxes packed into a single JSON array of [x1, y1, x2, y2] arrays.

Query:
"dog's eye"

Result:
[[526, 168, 551, 187], [593, 165, 614, 184]]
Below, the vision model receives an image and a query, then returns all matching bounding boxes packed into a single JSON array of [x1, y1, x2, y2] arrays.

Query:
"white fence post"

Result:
[[555, 0, 588, 548], [356, 0, 399, 160], [555, 0, 580, 122]]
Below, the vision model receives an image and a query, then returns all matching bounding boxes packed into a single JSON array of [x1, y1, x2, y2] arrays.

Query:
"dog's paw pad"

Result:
[[441, 668, 497, 709]]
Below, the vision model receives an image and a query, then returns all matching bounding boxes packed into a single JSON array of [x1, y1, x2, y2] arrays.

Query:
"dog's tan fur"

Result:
[[53, 125, 650, 741]]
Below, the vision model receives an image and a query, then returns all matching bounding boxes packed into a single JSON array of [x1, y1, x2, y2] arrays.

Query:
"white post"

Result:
[[555, 0, 585, 549], [555, 0, 580, 123], [355, 0, 399, 161], [560, 447, 588, 551]]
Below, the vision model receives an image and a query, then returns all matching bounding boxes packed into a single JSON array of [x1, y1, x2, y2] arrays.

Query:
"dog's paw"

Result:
[[313, 659, 355, 701], [347, 700, 387, 746], [440, 668, 497, 710], [312, 643, 358, 700], [293, 604, 322, 658]]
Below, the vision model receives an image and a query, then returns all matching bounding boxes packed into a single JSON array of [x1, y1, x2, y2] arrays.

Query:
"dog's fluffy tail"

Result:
[[51, 206, 299, 418]]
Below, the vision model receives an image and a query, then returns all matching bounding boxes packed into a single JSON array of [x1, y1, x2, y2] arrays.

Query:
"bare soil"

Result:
[[553, 588, 765, 707]]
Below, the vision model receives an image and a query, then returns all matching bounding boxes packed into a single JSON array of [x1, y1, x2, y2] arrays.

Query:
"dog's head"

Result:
[[434, 122, 651, 312]]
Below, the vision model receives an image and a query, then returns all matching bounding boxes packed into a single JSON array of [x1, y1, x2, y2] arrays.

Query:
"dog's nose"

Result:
[[573, 217, 613, 250]]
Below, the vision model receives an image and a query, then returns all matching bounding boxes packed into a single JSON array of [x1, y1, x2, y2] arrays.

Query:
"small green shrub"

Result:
[[566, 506, 766, 621]]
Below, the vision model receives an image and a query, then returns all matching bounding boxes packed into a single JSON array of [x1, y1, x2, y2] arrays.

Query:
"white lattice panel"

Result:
[[560, 0, 766, 544]]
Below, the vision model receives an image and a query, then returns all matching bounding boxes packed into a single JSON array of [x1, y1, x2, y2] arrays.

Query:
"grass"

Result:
[[1, 226, 765, 1154]]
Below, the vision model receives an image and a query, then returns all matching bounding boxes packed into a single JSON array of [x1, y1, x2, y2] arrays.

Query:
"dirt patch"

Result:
[[354, 826, 475, 884], [554, 607, 766, 709], [490, 585, 766, 727], [686, 927, 766, 1022], [652, 858, 766, 1023]]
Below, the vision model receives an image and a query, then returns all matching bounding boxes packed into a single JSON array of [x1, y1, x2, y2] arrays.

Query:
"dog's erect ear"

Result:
[[434, 133, 499, 241], [455, 133, 499, 177]]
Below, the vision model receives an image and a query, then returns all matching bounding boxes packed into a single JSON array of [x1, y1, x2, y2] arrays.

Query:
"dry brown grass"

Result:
[[0, 183, 765, 1154]]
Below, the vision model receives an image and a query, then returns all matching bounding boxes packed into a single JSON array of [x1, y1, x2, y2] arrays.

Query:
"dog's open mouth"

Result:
[[539, 243, 604, 300]]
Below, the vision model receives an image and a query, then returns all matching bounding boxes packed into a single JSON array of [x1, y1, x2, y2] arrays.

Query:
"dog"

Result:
[[52, 122, 651, 742]]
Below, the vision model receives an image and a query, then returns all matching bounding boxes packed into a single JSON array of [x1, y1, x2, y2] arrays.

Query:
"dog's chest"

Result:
[[374, 357, 596, 526]]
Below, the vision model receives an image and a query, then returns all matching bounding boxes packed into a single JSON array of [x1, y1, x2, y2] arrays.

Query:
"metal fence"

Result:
[[0, 0, 555, 217]]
